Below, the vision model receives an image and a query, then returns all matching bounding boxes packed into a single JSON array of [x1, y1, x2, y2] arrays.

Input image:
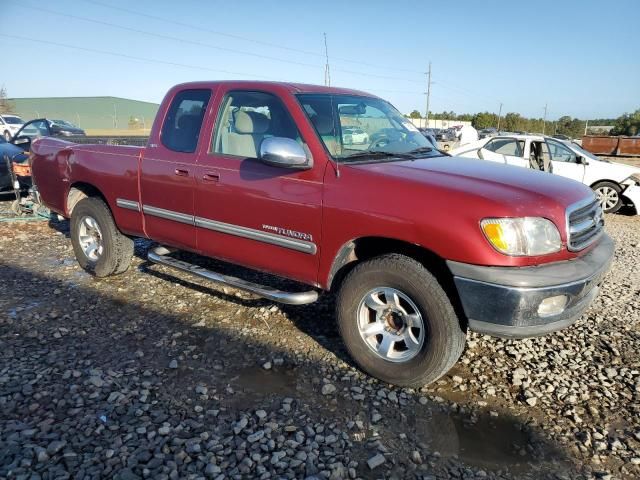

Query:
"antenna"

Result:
[[323, 33, 331, 87]]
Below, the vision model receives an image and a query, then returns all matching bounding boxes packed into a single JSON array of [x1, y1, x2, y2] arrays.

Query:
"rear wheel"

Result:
[[336, 254, 466, 387], [593, 181, 622, 213], [70, 197, 134, 277]]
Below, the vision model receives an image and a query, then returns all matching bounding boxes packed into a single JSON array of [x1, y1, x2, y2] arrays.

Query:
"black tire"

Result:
[[70, 197, 134, 277], [592, 181, 622, 213], [336, 254, 466, 387]]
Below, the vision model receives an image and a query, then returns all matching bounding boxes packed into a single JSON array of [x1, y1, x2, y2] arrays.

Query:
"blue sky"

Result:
[[1, 0, 638, 120]]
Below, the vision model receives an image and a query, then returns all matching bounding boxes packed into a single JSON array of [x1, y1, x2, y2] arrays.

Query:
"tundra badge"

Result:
[[262, 224, 313, 242]]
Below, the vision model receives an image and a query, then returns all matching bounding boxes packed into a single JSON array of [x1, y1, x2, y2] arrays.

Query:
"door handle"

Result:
[[202, 172, 220, 182], [174, 168, 189, 177]]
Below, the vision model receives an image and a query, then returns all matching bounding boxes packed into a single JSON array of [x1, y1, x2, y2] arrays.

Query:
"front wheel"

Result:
[[70, 197, 134, 277], [593, 181, 622, 213], [336, 254, 466, 387]]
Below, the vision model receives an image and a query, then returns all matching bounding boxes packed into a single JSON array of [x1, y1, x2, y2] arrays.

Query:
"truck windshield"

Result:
[[297, 94, 437, 162]]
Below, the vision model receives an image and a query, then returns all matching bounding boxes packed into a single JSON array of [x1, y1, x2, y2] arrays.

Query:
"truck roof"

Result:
[[172, 80, 377, 98]]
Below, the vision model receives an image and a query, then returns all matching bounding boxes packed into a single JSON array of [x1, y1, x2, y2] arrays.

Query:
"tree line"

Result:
[[407, 108, 640, 138]]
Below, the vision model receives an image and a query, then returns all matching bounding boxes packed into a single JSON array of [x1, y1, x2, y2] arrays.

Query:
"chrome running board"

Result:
[[147, 246, 319, 305]]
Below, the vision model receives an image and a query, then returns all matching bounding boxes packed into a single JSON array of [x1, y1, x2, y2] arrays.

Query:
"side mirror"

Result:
[[50, 125, 62, 135], [259, 137, 312, 169], [13, 136, 31, 150], [577, 155, 588, 165], [477, 149, 484, 159]]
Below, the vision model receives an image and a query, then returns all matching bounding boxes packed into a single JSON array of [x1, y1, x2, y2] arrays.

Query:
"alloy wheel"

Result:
[[595, 186, 619, 211], [357, 287, 426, 363], [78, 215, 104, 261]]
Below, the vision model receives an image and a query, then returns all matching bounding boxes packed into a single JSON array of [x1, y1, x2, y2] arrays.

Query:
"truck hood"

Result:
[[348, 155, 595, 211]]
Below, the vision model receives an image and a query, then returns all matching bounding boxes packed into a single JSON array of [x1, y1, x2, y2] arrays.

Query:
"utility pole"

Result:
[[113, 104, 118, 129], [584, 119, 589, 136], [323, 33, 331, 87], [542, 103, 548, 135], [496, 102, 503, 130], [424, 62, 432, 128]]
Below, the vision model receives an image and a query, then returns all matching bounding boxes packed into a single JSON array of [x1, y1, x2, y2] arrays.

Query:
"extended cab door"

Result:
[[478, 137, 528, 168], [193, 88, 323, 285], [139, 88, 213, 250], [545, 138, 585, 182]]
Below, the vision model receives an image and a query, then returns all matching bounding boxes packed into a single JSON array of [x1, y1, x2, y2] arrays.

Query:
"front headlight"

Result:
[[481, 217, 561, 256]]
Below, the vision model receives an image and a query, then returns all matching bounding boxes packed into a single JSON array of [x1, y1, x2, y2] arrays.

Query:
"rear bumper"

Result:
[[447, 234, 614, 338]]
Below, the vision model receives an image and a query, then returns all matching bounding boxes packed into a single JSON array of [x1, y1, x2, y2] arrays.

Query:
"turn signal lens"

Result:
[[482, 222, 509, 252], [481, 217, 561, 256]]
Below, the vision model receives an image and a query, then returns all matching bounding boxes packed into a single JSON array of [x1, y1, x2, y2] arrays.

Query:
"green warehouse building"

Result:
[[8, 96, 160, 133]]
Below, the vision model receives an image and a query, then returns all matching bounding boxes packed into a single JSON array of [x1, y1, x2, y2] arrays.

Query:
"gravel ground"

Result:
[[0, 199, 639, 480]]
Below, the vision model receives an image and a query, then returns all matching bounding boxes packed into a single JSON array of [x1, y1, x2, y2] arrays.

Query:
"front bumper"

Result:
[[447, 234, 614, 338], [623, 185, 640, 214]]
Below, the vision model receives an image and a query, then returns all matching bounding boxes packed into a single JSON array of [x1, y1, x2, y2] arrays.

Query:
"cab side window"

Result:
[[161, 89, 211, 153], [212, 90, 305, 159]]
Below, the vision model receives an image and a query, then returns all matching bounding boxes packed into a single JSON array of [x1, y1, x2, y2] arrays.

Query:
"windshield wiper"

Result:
[[405, 146, 434, 155], [341, 150, 414, 162]]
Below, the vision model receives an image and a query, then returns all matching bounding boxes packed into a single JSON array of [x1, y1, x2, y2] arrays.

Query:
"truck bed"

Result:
[[31, 137, 145, 236]]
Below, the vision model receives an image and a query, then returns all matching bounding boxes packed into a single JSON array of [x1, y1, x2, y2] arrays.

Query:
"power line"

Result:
[[15, 4, 321, 70], [0, 33, 277, 79], [81, 0, 426, 75], [432, 76, 502, 105], [14, 2, 423, 85], [0, 33, 433, 106]]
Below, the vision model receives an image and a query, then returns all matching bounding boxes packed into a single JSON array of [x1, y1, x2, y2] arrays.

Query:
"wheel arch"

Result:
[[66, 182, 108, 217], [327, 236, 468, 329], [589, 179, 622, 190]]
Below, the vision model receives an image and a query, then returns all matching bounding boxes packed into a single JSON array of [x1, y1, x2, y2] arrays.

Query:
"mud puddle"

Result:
[[227, 365, 300, 409], [412, 407, 568, 474]]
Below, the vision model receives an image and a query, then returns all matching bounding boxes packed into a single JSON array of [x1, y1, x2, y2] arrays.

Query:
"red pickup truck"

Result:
[[31, 81, 614, 387]]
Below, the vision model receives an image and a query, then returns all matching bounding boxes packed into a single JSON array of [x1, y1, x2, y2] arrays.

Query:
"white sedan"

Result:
[[0, 115, 25, 142], [450, 134, 640, 213], [342, 127, 369, 145]]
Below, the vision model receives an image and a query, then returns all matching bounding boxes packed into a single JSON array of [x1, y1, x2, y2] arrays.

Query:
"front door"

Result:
[[546, 138, 585, 182], [139, 88, 213, 250], [194, 89, 323, 285]]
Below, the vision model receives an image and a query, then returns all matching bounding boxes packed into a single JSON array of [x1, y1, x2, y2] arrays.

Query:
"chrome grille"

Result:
[[566, 197, 604, 251]]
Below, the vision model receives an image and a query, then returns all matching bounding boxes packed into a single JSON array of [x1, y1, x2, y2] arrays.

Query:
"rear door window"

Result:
[[485, 138, 523, 156], [161, 89, 211, 153]]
